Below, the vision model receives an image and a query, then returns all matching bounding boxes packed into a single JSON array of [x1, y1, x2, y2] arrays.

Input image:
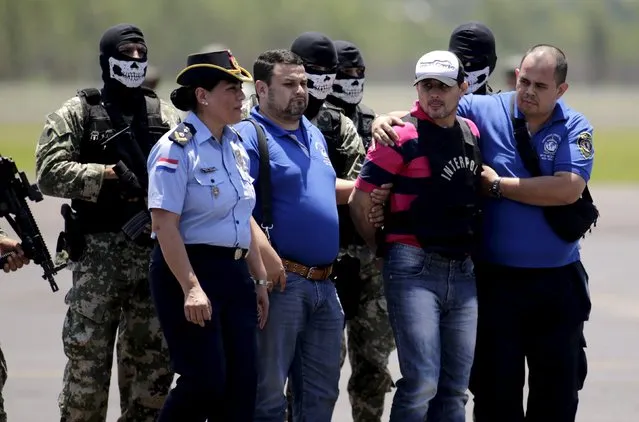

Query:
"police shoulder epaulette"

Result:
[[168, 122, 196, 147]]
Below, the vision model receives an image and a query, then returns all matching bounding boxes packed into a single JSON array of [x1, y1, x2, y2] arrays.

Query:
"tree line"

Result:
[[0, 0, 636, 83]]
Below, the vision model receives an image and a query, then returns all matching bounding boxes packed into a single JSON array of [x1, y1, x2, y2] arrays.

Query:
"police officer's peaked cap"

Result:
[[175, 50, 253, 86]]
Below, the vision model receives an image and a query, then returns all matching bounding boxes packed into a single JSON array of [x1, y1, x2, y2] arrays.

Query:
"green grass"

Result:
[[0, 123, 41, 178], [0, 123, 637, 183]]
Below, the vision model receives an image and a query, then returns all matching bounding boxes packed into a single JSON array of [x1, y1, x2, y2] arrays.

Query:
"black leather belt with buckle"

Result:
[[233, 248, 249, 260], [173, 243, 249, 260]]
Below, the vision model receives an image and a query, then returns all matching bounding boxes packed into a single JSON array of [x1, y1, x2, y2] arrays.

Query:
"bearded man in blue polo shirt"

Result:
[[233, 48, 362, 422], [371, 44, 596, 422]]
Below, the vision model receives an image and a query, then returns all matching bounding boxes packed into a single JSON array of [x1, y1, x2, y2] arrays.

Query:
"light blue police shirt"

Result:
[[147, 111, 256, 249], [233, 106, 340, 267], [457, 91, 595, 268]]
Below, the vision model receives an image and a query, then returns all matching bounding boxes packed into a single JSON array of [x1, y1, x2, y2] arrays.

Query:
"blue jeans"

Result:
[[254, 272, 344, 422], [382, 243, 477, 422]]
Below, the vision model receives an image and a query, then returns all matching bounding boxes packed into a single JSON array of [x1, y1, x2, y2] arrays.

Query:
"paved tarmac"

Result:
[[0, 184, 636, 421]]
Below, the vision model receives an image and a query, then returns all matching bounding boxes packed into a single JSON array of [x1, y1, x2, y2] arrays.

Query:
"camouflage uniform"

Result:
[[240, 93, 259, 120], [315, 105, 396, 422], [337, 246, 395, 422], [35, 96, 181, 422], [0, 228, 6, 422]]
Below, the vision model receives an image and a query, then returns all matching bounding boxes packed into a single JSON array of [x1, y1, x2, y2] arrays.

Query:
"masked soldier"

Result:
[[448, 22, 498, 96], [35, 23, 181, 422], [0, 228, 30, 422], [289, 32, 364, 177], [323, 39, 396, 422]]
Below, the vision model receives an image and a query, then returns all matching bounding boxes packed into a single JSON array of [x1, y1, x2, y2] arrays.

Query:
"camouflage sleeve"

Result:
[[339, 113, 366, 180], [240, 94, 259, 120], [160, 99, 183, 128], [35, 97, 108, 202]]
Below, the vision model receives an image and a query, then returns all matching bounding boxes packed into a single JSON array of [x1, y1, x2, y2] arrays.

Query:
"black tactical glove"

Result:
[[113, 160, 145, 200]]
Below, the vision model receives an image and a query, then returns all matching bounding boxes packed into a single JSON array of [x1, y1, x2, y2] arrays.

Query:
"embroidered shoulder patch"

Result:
[[576, 132, 594, 159], [168, 122, 196, 147]]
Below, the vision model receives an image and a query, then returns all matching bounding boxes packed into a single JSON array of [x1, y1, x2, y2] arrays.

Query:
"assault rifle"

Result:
[[113, 160, 152, 245], [0, 156, 66, 292]]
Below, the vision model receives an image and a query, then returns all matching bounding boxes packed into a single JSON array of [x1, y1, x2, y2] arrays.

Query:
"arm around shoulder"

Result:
[[495, 115, 592, 206], [35, 96, 108, 202]]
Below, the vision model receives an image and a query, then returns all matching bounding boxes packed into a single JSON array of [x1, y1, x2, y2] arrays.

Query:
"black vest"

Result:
[[384, 115, 483, 259], [71, 87, 169, 233], [315, 105, 346, 177], [353, 103, 375, 151]]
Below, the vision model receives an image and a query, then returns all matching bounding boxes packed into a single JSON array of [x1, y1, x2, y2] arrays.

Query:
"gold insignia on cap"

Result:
[[229, 52, 240, 70]]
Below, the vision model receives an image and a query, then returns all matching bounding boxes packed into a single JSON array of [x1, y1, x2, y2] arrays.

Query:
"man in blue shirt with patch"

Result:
[[371, 44, 596, 422], [234, 49, 356, 422], [459, 44, 595, 422]]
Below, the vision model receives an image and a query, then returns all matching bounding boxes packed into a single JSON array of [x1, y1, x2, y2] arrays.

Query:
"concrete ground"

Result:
[[0, 184, 637, 421]]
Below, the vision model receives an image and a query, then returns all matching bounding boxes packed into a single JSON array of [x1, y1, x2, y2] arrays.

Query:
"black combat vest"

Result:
[[71, 87, 169, 233], [384, 115, 483, 259], [354, 103, 375, 151], [315, 105, 346, 176]]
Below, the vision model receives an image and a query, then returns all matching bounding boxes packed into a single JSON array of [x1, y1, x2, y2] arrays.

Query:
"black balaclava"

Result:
[[327, 40, 365, 116], [98, 24, 153, 179], [449, 22, 497, 95], [290, 32, 338, 119], [99, 24, 148, 107]]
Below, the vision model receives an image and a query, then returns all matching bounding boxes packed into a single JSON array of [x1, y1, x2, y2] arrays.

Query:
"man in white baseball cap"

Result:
[[413, 50, 466, 87], [350, 48, 482, 422]]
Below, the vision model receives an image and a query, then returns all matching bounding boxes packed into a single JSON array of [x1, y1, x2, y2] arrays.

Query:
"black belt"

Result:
[[174, 243, 249, 260]]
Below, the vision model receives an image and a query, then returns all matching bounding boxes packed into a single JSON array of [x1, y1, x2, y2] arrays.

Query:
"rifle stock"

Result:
[[0, 156, 66, 291]]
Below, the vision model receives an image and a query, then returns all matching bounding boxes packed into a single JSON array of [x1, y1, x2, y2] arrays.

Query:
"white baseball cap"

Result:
[[414, 50, 463, 86]]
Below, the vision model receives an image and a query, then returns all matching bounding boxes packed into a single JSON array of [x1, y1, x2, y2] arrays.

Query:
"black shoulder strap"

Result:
[[457, 116, 483, 167], [456, 116, 474, 145], [76, 88, 109, 143], [401, 113, 418, 127], [78, 88, 102, 106], [140, 86, 158, 99], [509, 96, 593, 203], [326, 107, 342, 137], [358, 103, 376, 118], [243, 118, 273, 234]]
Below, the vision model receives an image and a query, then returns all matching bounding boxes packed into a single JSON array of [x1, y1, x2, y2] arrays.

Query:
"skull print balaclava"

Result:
[[448, 22, 497, 95], [97, 24, 153, 177], [327, 40, 365, 116], [99, 24, 148, 102], [290, 32, 338, 119]]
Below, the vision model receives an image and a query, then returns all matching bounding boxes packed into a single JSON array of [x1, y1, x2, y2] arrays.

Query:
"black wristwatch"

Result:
[[489, 177, 503, 199]]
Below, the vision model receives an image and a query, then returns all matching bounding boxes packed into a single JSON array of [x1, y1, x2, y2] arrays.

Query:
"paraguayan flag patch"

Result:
[[157, 157, 179, 173]]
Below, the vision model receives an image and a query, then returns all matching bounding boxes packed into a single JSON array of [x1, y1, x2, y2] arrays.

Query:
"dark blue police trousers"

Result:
[[469, 260, 591, 422], [149, 243, 258, 422]]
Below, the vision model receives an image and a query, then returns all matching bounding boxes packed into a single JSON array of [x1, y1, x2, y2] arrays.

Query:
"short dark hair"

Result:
[[520, 44, 568, 85], [253, 49, 304, 86]]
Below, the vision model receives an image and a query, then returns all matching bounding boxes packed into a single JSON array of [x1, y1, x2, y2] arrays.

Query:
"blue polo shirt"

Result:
[[458, 92, 595, 268], [233, 107, 339, 267]]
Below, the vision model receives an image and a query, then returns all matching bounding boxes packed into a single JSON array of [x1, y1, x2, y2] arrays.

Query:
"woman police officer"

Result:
[[147, 49, 270, 421]]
